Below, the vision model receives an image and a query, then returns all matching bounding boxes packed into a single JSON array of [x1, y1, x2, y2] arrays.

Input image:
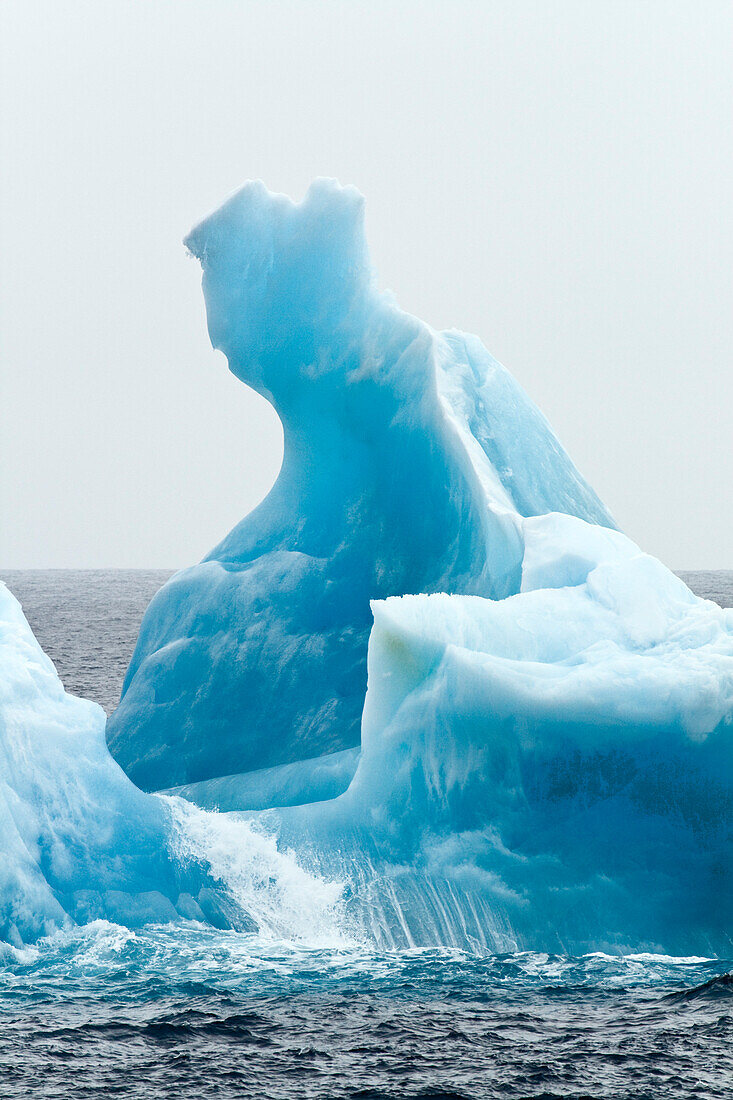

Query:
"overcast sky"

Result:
[[1, 0, 731, 569]]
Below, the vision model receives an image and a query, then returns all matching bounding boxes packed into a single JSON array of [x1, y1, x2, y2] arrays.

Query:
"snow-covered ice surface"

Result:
[[273, 515, 733, 954]]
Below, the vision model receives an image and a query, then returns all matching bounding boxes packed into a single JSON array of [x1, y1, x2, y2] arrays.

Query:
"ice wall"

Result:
[[107, 179, 613, 793], [243, 514, 731, 955]]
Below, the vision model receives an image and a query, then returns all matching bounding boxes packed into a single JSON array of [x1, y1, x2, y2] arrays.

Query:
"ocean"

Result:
[[0, 569, 731, 1099]]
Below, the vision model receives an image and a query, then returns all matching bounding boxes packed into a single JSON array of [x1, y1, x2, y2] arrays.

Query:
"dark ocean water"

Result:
[[2, 933, 732, 1100], [1, 569, 732, 1099]]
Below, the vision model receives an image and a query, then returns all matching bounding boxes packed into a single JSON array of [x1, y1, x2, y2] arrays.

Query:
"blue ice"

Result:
[[107, 179, 613, 793], [2, 180, 731, 954], [274, 513, 733, 954]]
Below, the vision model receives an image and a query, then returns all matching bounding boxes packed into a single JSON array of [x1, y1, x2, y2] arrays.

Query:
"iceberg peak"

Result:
[[184, 178, 372, 401], [108, 180, 613, 792]]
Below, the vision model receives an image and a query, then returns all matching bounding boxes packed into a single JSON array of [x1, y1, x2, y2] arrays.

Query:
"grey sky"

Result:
[[1, 0, 731, 569]]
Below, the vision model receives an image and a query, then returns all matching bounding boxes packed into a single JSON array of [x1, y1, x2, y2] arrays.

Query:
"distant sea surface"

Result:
[[2, 568, 173, 714], [0, 567, 731, 1100]]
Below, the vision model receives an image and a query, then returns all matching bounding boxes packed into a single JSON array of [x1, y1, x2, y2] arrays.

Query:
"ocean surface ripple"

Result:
[[2, 924, 732, 1100]]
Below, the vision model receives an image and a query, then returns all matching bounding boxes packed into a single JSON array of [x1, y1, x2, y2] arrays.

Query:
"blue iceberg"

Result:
[[107, 179, 614, 793], [272, 512, 732, 954], [2, 180, 731, 955]]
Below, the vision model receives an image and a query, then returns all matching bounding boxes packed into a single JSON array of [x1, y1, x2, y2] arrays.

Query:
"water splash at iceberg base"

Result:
[[166, 798, 349, 947]]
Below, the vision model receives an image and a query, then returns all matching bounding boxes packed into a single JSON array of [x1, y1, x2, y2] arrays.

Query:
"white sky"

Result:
[[1, 0, 731, 569]]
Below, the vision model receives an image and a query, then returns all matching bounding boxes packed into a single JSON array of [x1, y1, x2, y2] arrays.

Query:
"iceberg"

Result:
[[270, 513, 732, 954], [0, 582, 344, 946], [3, 179, 730, 955], [107, 179, 613, 793]]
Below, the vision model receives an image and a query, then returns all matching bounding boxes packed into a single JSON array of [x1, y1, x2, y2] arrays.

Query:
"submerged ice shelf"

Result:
[[2, 180, 731, 954]]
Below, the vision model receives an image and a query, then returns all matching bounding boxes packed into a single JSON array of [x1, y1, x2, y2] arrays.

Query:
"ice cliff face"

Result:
[[107, 179, 613, 792], [326, 514, 733, 954]]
